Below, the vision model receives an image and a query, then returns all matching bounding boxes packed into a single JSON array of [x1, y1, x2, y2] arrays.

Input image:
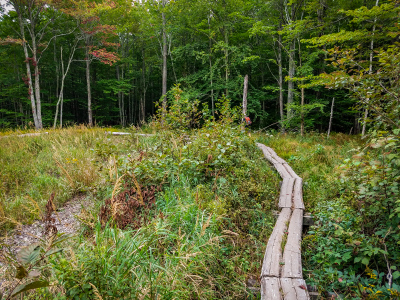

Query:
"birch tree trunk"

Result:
[[17, 11, 41, 129], [242, 75, 248, 118]]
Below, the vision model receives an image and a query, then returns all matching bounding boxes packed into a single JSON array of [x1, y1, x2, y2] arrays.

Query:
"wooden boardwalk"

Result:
[[257, 143, 310, 300]]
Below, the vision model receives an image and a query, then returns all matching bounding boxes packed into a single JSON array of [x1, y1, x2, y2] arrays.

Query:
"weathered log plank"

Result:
[[261, 208, 291, 277], [261, 277, 282, 300], [282, 209, 303, 278], [293, 178, 305, 210], [279, 178, 295, 208], [17, 132, 49, 137], [280, 278, 310, 300], [265, 147, 288, 164], [257, 143, 280, 165], [274, 163, 292, 179], [282, 163, 300, 179]]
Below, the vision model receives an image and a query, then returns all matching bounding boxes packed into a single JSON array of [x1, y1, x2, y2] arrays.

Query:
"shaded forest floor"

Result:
[[0, 126, 399, 299]]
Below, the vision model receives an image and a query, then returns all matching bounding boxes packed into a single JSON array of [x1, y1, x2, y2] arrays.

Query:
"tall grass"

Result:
[[0, 126, 139, 232], [256, 132, 362, 211]]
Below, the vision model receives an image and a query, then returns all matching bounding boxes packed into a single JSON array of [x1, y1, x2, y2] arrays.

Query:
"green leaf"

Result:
[[51, 233, 73, 247], [393, 271, 400, 279], [44, 248, 63, 257], [15, 265, 28, 279], [361, 257, 370, 265], [16, 243, 41, 264], [11, 280, 49, 297]]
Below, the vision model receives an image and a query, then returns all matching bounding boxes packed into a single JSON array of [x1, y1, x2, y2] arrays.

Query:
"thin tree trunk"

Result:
[[301, 86, 305, 136], [85, 45, 93, 127], [18, 14, 40, 129], [362, 0, 379, 138], [242, 75, 248, 117], [31, 16, 43, 129], [278, 30, 284, 132], [327, 97, 335, 138], [208, 15, 214, 117], [287, 39, 295, 118], [142, 46, 146, 124], [224, 28, 229, 97], [54, 43, 77, 128], [122, 66, 126, 126], [161, 0, 167, 118], [116, 65, 122, 125]]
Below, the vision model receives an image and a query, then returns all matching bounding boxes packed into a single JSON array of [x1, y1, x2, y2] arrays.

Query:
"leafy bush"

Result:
[[302, 131, 400, 298]]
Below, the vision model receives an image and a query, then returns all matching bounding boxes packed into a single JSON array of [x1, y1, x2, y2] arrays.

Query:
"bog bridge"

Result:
[[257, 143, 310, 300]]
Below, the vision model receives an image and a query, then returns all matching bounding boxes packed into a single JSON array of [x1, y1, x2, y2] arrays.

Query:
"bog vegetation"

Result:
[[1, 0, 400, 299]]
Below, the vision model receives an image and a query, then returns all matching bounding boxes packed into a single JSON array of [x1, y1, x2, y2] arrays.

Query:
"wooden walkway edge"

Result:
[[257, 143, 310, 300]]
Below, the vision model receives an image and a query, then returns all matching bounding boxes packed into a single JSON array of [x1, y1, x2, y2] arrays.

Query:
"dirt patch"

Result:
[[3, 195, 90, 253]]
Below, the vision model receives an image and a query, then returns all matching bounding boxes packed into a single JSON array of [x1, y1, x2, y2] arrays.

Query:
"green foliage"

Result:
[[1, 233, 71, 299], [300, 131, 400, 297]]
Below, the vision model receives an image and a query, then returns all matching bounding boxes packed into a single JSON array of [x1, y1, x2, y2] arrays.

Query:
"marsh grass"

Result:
[[256, 132, 362, 211], [1, 123, 364, 299], [0, 126, 139, 232]]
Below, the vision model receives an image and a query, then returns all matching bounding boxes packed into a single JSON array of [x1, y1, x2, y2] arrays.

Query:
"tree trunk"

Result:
[[362, 0, 379, 138], [161, 0, 168, 118], [54, 43, 77, 128], [242, 75, 248, 118], [142, 46, 146, 124], [287, 40, 295, 118], [85, 45, 93, 127], [18, 13, 40, 129], [278, 30, 284, 132], [327, 97, 335, 138], [30, 13, 43, 129], [208, 15, 214, 117], [301, 86, 305, 136], [224, 28, 229, 97], [116, 65, 123, 125]]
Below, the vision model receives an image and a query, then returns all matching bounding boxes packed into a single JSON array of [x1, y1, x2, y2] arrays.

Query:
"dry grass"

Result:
[[0, 126, 135, 232]]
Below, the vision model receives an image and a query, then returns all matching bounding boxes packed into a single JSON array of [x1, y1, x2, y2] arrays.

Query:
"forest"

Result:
[[0, 0, 397, 133], [0, 0, 400, 299]]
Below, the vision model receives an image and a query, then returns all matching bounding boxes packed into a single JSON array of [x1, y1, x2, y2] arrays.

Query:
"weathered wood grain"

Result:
[[279, 178, 295, 208], [282, 163, 300, 179], [274, 163, 292, 178], [261, 208, 291, 277], [261, 277, 282, 300], [280, 278, 310, 300], [293, 178, 305, 210], [266, 148, 287, 164], [257, 143, 280, 165], [282, 209, 303, 278], [258, 143, 309, 300]]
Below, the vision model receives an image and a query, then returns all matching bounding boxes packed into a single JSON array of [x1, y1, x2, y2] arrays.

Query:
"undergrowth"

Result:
[[257, 132, 400, 299]]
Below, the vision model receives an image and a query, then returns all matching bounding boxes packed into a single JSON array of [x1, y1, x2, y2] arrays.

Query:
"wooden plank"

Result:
[[283, 163, 300, 179], [106, 131, 132, 135], [261, 277, 282, 300], [282, 209, 303, 278], [279, 178, 295, 208], [261, 208, 291, 277], [280, 278, 310, 300], [257, 143, 280, 165], [265, 147, 287, 164], [18, 132, 49, 137], [293, 178, 305, 210], [274, 163, 291, 179]]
